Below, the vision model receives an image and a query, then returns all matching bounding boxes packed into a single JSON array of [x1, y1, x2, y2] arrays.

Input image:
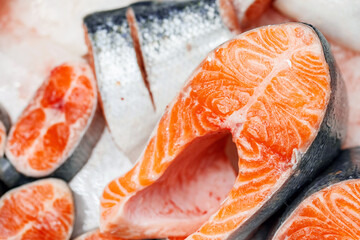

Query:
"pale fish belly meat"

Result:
[[269, 147, 360, 239], [84, 0, 237, 162], [99, 23, 347, 239]]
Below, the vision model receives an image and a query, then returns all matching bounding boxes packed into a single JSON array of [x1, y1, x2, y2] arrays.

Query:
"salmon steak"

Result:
[[99, 22, 347, 239], [270, 147, 360, 239], [0, 178, 74, 239], [5, 63, 98, 177]]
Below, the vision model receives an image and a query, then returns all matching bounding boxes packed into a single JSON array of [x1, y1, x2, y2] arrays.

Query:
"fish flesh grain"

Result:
[[101, 136, 237, 237], [74, 229, 124, 240], [252, 6, 360, 149], [99, 23, 347, 239], [269, 147, 360, 239], [273, 0, 360, 52], [74, 0, 270, 235], [84, 0, 236, 162], [127, 0, 235, 117], [84, 0, 273, 163], [4, 63, 104, 178], [0, 178, 74, 240]]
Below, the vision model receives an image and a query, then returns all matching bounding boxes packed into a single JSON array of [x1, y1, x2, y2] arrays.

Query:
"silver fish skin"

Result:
[[268, 147, 360, 239], [84, 8, 157, 163], [130, 0, 234, 117], [84, 0, 235, 162], [274, 0, 360, 52]]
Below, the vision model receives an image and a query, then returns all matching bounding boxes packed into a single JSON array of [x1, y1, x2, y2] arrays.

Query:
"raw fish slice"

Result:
[[74, 229, 124, 240], [84, 8, 156, 162], [274, 0, 360, 52], [5, 63, 98, 177], [0, 106, 104, 189], [129, 0, 234, 117], [100, 23, 347, 239], [0, 178, 74, 239], [70, 129, 132, 237], [252, 7, 360, 148], [103, 136, 237, 238], [271, 148, 360, 239]]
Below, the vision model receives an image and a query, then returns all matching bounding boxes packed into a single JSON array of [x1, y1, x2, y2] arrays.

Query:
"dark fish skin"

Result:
[[0, 105, 105, 188], [228, 23, 348, 240], [246, 224, 272, 240], [267, 147, 360, 239]]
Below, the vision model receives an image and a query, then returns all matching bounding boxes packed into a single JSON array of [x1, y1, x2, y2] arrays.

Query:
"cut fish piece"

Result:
[[102, 135, 237, 238], [232, 0, 272, 28], [84, 8, 156, 162], [0, 106, 104, 189], [129, 0, 234, 116], [250, 7, 360, 148], [85, 0, 236, 162], [70, 129, 132, 237], [5, 63, 98, 177], [74, 229, 123, 240], [100, 23, 347, 239], [274, 0, 360, 52], [0, 178, 74, 239], [271, 147, 360, 239]]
